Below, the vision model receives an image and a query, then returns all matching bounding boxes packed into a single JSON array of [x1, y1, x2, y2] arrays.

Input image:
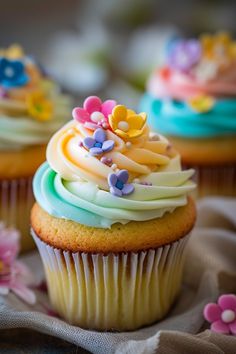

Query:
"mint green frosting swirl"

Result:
[[0, 96, 71, 151], [140, 93, 236, 138], [33, 162, 195, 228]]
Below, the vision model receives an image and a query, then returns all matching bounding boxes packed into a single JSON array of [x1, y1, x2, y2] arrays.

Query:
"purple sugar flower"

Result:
[[168, 39, 202, 73], [83, 128, 114, 156], [108, 170, 134, 197], [140, 181, 152, 186]]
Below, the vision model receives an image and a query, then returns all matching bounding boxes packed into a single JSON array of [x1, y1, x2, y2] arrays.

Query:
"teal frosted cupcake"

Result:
[[141, 32, 236, 197]]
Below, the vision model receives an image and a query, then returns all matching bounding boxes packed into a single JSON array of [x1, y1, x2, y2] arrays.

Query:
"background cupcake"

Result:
[[141, 32, 236, 198], [0, 44, 71, 252], [31, 96, 196, 331]]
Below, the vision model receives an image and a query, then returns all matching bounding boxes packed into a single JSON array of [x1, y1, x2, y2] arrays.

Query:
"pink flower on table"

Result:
[[204, 294, 236, 335], [0, 223, 36, 305], [72, 96, 116, 130]]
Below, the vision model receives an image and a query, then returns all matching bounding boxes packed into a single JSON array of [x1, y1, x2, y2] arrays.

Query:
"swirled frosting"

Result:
[[0, 45, 71, 150], [147, 65, 236, 100], [148, 32, 236, 100], [141, 93, 236, 138], [143, 32, 236, 138], [33, 97, 195, 228]]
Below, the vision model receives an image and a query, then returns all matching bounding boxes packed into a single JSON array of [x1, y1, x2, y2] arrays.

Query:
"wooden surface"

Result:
[[0, 328, 91, 354]]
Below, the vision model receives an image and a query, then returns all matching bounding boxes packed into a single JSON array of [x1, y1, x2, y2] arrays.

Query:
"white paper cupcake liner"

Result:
[[32, 229, 190, 331], [183, 163, 236, 198], [0, 177, 35, 252]]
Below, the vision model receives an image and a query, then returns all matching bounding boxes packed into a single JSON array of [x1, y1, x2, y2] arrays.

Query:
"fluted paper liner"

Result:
[[32, 229, 189, 331], [0, 177, 35, 252]]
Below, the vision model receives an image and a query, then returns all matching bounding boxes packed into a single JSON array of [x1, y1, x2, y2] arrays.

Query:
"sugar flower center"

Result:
[[118, 121, 129, 132], [90, 111, 105, 123], [221, 309, 236, 323], [178, 52, 189, 65], [116, 180, 124, 190], [94, 142, 102, 148], [5, 66, 14, 78]]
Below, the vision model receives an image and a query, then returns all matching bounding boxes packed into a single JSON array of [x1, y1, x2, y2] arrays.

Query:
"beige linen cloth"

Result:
[[0, 197, 236, 354]]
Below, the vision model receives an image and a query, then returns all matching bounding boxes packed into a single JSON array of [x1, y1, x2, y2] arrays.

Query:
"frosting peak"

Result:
[[34, 96, 195, 228]]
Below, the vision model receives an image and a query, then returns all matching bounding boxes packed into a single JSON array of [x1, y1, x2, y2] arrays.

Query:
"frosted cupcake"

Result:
[[0, 45, 71, 252], [31, 96, 196, 331], [141, 32, 236, 197]]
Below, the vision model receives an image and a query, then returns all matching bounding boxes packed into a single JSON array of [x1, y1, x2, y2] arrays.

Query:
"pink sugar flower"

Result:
[[204, 294, 236, 335], [0, 223, 36, 305], [72, 96, 116, 130]]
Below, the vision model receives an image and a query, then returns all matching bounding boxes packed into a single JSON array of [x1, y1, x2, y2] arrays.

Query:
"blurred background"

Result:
[[1, 0, 235, 108]]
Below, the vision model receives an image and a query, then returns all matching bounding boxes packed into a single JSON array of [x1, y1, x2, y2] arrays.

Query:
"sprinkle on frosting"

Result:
[[140, 181, 153, 186], [101, 156, 113, 166]]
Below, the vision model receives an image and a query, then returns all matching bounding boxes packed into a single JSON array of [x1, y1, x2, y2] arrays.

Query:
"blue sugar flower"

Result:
[[0, 58, 29, 88]]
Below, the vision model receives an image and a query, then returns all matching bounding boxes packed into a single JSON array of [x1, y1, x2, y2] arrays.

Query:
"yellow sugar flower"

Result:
[[27, 92, 53, 121], [108, 105, 147, 139], [188, 94, 215, 113], [200, 32, 236, 64], [0, 44, 24, 59]]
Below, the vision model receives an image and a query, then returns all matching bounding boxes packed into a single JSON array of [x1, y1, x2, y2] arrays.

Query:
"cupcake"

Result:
[[141, 32, 236, 197], [0, 45, 71, 252], [31, 96, 196, 331]]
